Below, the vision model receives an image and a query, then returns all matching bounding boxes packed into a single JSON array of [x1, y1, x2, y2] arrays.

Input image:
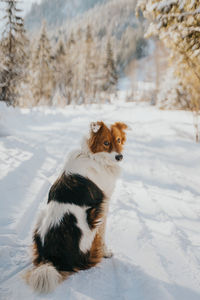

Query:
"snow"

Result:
[[0, 102, 200, 300]]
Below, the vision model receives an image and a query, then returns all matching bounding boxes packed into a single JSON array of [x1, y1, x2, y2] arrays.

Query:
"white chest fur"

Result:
[[63, 142, 121, 198]]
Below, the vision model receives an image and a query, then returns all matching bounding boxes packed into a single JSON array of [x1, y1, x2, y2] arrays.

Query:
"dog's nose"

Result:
[[115, 154, 123, 161]]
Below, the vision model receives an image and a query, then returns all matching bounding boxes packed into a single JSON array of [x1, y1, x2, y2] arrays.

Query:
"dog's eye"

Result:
[[117, 138, 121, 143], [104, 141, 110, 146]]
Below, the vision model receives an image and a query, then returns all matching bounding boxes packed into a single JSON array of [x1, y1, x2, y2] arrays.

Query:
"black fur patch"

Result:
[[34, 212, 91, 271], [33, 231, 43, 265], [33, 173, 105, 271], [48, 173, 104, 207]]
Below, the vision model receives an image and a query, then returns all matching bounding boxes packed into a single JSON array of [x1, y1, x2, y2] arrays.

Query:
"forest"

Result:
[[0, 0, 146, 106]]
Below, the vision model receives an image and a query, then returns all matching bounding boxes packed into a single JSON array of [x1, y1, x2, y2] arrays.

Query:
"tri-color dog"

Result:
[[25, 121, 127, 293]]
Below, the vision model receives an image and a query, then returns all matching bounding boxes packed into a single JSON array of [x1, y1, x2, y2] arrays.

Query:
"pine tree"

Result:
[[86, 24, 93, 44], [70, 29, 83, 104], [0, 0, 29, 106], [83, 25, 95, 103], [137, 0, 200, 141], [103, 40, 118, 94], [67, 32, 75, 48], [53, 38, 73, 105], [31, 21, 54, 105], [55, 38, 66, 58]]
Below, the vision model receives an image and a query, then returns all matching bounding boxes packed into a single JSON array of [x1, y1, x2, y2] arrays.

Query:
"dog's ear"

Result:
[[112, 122, 128, 145], [90, 122, 102, 133], [114, 122, 128, 131]]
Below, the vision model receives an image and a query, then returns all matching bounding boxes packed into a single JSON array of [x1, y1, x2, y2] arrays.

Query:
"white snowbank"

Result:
[[0, 102, 200, 300]]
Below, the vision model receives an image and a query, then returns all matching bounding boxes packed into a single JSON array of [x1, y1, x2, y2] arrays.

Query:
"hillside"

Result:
[[25, 0, 149, 74], [25, 0, 105, 31]]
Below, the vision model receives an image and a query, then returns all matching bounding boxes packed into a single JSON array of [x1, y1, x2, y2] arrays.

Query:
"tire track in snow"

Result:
[[0, 261, 31, 285]]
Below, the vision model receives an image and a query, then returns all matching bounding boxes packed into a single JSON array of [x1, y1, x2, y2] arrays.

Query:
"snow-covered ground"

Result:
[[0, 102, 200, 300]]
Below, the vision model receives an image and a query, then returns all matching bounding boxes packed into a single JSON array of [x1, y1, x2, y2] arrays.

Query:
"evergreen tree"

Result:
[[53, 38, 73, 105], [70, 30, 83, 104], [86, 24, 93, 44], [67, 32, 75, 48], [83, 25, 93, 102], [137, 0, 200, 141], [0, 0, 29, 106], [31, 21, 54, 105], [103, 40, 118, 94], [55, 38, 66, 58], [83, 25, 97, 103]]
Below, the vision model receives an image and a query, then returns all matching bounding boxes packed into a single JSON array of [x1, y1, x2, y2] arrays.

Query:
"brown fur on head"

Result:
[[111, 122, 128, 153], [88, 121, 128, 154]]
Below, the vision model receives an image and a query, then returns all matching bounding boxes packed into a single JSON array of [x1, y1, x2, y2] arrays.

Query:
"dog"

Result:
[[24, 121, 127, 293]]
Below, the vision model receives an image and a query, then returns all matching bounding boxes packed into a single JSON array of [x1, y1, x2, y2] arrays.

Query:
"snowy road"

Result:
[[0, 102, 200, 300]]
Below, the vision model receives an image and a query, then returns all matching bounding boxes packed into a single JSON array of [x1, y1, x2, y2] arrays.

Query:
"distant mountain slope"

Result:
[[25, 0, 150, 73], [56, 0, 148, 70], [25, 0, 106, 31]]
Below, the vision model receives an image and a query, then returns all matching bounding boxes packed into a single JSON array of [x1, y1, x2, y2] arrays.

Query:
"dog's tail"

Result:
[[24, 263, 69, 294]]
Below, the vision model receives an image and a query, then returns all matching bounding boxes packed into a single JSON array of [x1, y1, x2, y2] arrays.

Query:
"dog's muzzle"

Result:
[[115, 154, 123, 161]]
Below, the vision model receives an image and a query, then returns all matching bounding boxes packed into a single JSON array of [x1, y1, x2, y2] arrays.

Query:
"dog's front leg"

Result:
[[102, 226, 113, 258], [99, 201, 113, 258]]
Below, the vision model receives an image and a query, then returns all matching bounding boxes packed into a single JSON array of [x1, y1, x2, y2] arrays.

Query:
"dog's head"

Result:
[[88, 121, 128, 162]]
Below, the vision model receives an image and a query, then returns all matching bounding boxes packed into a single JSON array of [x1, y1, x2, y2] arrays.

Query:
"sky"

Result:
[[21, 0, 42, 15], [0, 0, 41, 35], [0, 0, 41, 18]]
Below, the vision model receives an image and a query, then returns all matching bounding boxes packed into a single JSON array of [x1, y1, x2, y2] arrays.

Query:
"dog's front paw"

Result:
[[103, 246, 113, 258]]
